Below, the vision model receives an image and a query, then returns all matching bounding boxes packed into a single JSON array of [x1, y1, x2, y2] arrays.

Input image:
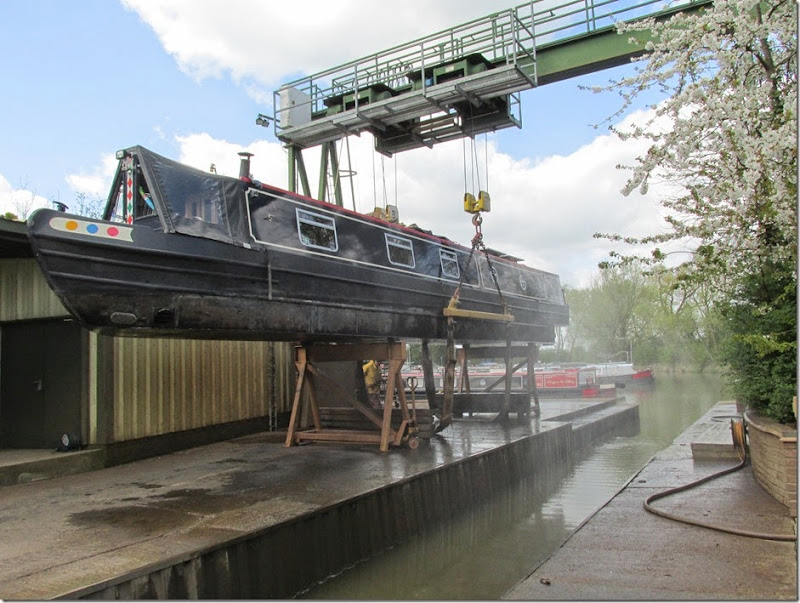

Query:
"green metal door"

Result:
[[0, 320, 84, 448]]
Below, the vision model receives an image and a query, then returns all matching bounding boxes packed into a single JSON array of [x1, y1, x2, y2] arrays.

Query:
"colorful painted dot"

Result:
[[65, 220, 79, 231], [107, 226, 119, 237], [86, 224, 99, 234]]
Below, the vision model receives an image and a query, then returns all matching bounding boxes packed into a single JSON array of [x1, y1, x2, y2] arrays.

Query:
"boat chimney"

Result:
[[238, 152, 254, 181]]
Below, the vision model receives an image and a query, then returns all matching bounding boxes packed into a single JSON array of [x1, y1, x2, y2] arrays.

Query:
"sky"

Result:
[[0, 0, 677, 288]]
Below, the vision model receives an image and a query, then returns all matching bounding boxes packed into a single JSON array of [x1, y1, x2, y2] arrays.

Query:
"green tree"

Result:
[[561, 265, 722, 370], [646, 267, 722, 370], [564, 265, 655, 363]]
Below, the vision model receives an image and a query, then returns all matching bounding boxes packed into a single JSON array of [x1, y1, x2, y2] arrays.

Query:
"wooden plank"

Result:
[[295, 429, 383, 444], [303, 341, 405, 363], [284, 360, 307, 447], [381, 358, 409, 451], [443, 307, 514, 322], [306, 363, 383, 430], [481, 359, 527, 393], [317, 407, 433, 437], [287, 339, 436, 449]]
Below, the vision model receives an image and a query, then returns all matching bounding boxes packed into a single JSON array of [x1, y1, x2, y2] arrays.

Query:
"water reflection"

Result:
[[302, 373, 725, 600]]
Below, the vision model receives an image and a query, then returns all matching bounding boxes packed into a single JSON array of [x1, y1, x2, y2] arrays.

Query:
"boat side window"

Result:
[[385, 233, 415, 268], [296, 209, 338, 251], [439, 249, 460, 280]]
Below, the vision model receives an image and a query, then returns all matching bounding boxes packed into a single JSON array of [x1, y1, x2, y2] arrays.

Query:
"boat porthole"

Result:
[[519, 274, 527, 292]]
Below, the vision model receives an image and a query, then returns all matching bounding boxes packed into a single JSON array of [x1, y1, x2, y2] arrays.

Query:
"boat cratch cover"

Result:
[[106, 146, 251, 245]]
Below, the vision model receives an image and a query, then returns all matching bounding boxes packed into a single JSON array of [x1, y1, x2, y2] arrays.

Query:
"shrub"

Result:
[[719, 262, 796, 425]]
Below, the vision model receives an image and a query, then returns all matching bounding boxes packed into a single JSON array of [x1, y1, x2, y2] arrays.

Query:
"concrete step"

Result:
[[688, 401, 744, 461], [0, 448, 105, 486]]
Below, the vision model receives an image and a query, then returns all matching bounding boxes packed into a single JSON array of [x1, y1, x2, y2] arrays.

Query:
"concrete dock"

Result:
[[0, 397, 795, 600], [0, 397, 635, 600], [504, 401, 798, 600]]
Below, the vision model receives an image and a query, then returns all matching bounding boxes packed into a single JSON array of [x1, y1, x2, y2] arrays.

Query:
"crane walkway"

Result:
[[272, 0, 713, 153]]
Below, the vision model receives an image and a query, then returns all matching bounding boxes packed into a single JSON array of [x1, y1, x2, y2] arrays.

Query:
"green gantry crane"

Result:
[[262, 0, 712, 204]]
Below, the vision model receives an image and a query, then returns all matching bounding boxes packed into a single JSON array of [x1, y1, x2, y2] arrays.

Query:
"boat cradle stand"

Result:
[[457, 343, 541, 417], [285, 340, 419, 451]]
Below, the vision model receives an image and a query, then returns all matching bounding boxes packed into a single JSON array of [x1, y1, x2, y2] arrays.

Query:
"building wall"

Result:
[[98, 335, 294, 442], [0, 259, 69, 321], [2, 257, 297, 449]]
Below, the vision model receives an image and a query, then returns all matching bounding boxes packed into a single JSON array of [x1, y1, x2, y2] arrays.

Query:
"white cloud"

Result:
[[114, 0, 681, 288], [174, 132, 289, 187], [65, 153, 119, 198], [121, 0, 513, 95], [0, 174, 52, 219]]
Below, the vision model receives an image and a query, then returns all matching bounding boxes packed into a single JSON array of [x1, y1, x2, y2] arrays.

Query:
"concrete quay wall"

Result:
[[65, 403, 638, 600]]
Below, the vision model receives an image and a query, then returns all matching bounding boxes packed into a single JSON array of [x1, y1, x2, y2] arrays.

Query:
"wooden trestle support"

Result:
[[285, 340, 421, 451], [456, 342, 541, 417]]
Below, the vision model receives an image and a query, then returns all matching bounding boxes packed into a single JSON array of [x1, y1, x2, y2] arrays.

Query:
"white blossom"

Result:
[[595, 0, 797, 291]]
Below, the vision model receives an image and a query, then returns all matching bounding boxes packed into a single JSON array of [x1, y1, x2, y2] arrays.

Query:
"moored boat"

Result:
[[401, 364, 617, 398], [27, 146, 569, 343], [584, 362, 655, 387]]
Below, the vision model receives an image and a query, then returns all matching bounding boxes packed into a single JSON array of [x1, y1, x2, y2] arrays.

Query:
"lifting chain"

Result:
[[449, 213, 509, 315]]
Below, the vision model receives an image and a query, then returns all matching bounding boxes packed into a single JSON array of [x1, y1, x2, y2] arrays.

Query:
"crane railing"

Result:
[[272, 0, 710, 140]]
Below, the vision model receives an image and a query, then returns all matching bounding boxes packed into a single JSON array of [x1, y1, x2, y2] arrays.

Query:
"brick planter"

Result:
[[745, 410, 797, 517]]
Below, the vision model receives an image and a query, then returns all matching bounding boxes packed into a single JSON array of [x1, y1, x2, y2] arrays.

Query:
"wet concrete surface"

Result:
[[504, 402, 798, 600], [0, 398, 617, 600], [3, 397, 794, 600]]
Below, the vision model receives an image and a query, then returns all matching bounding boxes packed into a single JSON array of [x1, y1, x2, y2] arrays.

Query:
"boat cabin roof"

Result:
[[105, 145, 531, 269]]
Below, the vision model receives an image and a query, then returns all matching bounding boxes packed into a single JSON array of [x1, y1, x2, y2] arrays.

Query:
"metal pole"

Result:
[[295, 148, 311, 197], [330, 143, 343, 207], [317, 142, 330, 201], [288, 145, 297, 193]]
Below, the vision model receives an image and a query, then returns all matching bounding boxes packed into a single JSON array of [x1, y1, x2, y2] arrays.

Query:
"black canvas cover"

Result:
[[132, 146, 250, 245]]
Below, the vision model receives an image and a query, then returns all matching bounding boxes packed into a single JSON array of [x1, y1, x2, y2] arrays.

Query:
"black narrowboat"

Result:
[[26, 146, 568, 343]]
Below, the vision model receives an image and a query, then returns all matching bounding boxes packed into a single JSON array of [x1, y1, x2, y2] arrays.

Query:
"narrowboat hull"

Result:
[[27, 146, 569, 344]]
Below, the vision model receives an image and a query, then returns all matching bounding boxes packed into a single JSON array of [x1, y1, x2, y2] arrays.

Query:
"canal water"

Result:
[[301, 372, 726, 600]]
